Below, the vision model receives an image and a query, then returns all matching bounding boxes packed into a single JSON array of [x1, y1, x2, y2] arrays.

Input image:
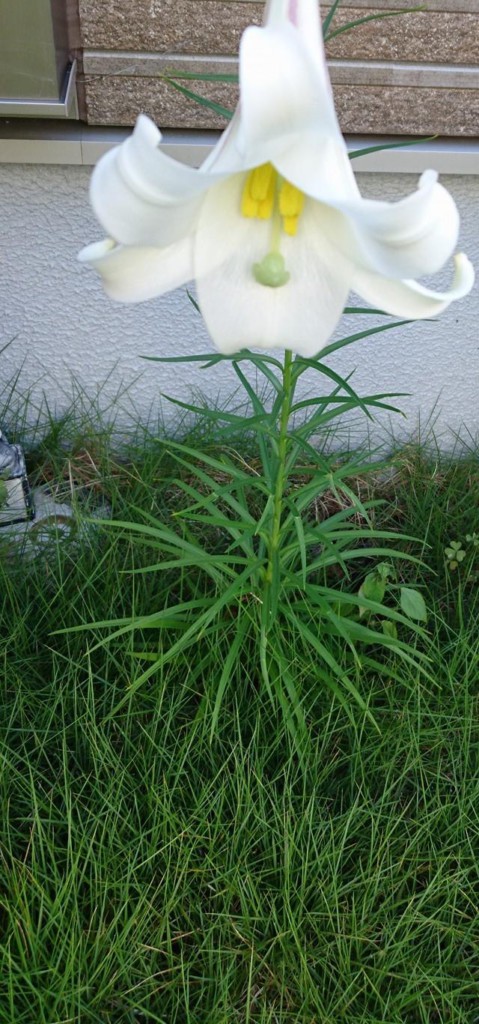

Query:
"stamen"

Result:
[[282, 216, 299, 237], [241, 163, 276, 219], [250, 163, 275, 202], [240, 165, 306, 287], [241, 166, 304, 235], [279, 180, 304, 236], [241, 190, 259, 219], [257, 188, 275, 221]]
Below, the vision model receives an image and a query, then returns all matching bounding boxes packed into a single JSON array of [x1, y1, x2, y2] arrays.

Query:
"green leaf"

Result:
[[231, 360, 275, 489], [400, 587, 428, 623], [254, 493, 275, 540], [56, 597, 217, 637], [283, 607, 379, 729], [381, 619, 398, 640], [304, 544, 424, 578], [358, 570, 388, 617], [164, 70, 238, 84], [325, 7, 425, 44], [307, 318, 415, 363], [186, 288, 200, 313], [322, 0, 342, 38], [163, 449, 262, 519], [164, 439, 261, 486], [210, 616, 249, 741], [294, 515, 308, 590], [101, 559, 262, 721], [143, 349, 283, 370], [129, 553, 251, 576], [258, 624, 309, 758], [90, 517, 233, 585], [349, 135, 437, 162], [297, 395, 406, 443], [290, 390, 405, 416], [160, 390, 269, 432], [291, 581, 430, 646], [343, 307, 391, 316], [292, 357, 375, 419], [233, 354, 282, 397], [143, 352, 228, 365], [162, 76, 233, 120], [271, 658, 309, 759]]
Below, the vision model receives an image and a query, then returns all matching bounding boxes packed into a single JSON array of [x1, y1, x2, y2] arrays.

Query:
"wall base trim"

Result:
[[0, 122, 478, 174]]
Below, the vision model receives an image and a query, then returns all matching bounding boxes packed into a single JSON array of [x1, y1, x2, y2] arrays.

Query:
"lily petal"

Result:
[[352, 253, 475, 319], [238, 20, 358, 202], [195, 175, 351, 356], [307, 170, 460, 280], [238, 21, 335, 153], [78, 236, 193, 302], [264, 0, 322, 51], [276, 132, 359, 205], [200, 109, 248, 175], [90, 115, 220, 248]]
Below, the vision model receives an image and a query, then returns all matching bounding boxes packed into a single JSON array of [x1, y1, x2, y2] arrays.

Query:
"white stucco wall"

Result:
[[0, 161, 477, 445]]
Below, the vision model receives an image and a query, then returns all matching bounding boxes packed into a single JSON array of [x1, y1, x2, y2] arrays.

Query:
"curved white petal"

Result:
[[195, 176, 351, 356], [90, 115, 221, 248], [264, 0, 322, 52], [203, 3, 350, 187], [275, 132, 359, 205], [237, 21, 348, 175], [352, 253, 475, 319], [200, 109, 248, 175], [78, 236, 193, 302], [312, 170, 460, 281]]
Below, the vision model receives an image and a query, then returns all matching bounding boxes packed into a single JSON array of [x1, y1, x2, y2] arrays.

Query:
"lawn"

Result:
[[0, 404, 478, 1023]]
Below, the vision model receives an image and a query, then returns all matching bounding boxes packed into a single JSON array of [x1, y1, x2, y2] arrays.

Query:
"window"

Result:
[[0, 0, 77, 117]]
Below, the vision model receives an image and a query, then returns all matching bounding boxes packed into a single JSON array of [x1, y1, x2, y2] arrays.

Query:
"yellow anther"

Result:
[[241, 188, 259, 219], [241, 164, 277, 220], [257, 186, 275, 221], [279, 180, 305, 219], [282, 215, 299, 237], [250, 163, 276, 201], [241, 165, 305, 240]]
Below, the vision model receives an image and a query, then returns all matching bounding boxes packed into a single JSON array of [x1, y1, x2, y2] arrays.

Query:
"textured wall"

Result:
[[78, 0, 479, 134], [0, 162, 477, 446]]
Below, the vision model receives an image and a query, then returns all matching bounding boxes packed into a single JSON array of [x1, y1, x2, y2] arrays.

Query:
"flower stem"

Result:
[[264, 348, 294, 603]]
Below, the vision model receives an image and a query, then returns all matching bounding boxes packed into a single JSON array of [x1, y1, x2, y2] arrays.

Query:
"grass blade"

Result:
[[210, 615, 249, 741]]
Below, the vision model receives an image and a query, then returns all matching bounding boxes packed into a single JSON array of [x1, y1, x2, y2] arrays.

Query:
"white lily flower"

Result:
[[79, 0, 474, 357]]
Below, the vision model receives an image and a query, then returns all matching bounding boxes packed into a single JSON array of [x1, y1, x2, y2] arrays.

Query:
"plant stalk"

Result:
[[264, 348, 294, 591]]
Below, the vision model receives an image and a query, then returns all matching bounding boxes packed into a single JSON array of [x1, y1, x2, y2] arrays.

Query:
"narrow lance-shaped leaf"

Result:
[[210, 617, 250, 741], [163, 76, 234, 119], [325, 7, 426, 43], [102, 559, 262, 720], [321, 0, 343, 38], [349, 136, 437, 162]]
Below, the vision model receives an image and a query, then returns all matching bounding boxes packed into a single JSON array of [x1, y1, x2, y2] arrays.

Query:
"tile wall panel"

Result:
[[78, 1, 479, 134]]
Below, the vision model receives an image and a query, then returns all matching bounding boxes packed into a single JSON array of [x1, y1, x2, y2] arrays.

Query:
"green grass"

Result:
[[1, 402, 478, 1023]]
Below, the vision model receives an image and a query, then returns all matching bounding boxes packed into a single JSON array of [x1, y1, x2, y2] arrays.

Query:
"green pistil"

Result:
[[252, 180, 290, 289], [253, 253, 290, 288]]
